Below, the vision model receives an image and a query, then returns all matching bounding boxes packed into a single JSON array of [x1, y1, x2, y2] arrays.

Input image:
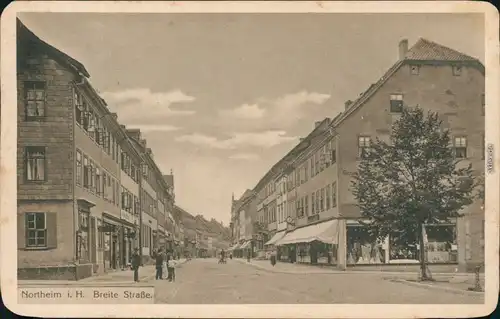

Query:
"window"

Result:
[[102, 172, 108, 199], [326, 185, 331, 209], [410, 65, 420, 75], [331, 149, 337, 164], [311, 193, 315, 214], [25, 81, 46, 120], [304, 196, 308, 216], [315, 153, 320, 175], [390, 94, 404, 113], [76, 150, 82, 186], [83, 156, 90, 188], [358, 136, 371, 159], [452, 65, 462, 76], [315, 190, 320, 214], [453, 137, 467, 158], [320, 188, 325, 211], [90, 161, 96, 192], [481, 93, 485, 116], [332, 182, 337, 207], [74, 89, 84, 126], [310, 158, 314, 178], [26, 212, 46, 247], [95, 167, 101, 196], [25, 147, 46, 181], [304, 165, 308, 182]]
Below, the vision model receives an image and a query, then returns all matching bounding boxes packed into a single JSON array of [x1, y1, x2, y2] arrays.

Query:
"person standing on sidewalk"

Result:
[[167, 255, 177, 282], [154, 248, 165, 280], [131, 248, 141, 282]]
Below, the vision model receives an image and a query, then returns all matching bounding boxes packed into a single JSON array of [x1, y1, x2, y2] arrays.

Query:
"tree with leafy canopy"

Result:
[[350, 106, 479, 281]]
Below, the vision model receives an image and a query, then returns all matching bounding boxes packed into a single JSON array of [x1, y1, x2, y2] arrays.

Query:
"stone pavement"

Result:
[[153, 258, 483, 303], [18, 259, 188, 287]]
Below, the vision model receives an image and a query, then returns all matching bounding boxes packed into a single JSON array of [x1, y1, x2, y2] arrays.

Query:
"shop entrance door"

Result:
[[111, 240, 117, 269]]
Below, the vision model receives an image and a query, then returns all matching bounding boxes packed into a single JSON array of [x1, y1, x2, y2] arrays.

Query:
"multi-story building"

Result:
[[16, 20, 180, 278], [244, 38, 484, 272], [16, 19, 136, 279]]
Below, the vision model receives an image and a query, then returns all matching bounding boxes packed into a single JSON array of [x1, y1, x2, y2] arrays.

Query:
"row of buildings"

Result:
[[230, 38, 485, 272], [15, 19, 207, 280]]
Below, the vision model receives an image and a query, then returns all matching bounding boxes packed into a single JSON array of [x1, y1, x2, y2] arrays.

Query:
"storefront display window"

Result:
[[346, 225, 386, 265], [78, 208, 90, 262]]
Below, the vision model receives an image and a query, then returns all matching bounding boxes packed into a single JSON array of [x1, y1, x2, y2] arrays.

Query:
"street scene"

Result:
[[18, 258, 484, 304], [10, 7, 493, 310]]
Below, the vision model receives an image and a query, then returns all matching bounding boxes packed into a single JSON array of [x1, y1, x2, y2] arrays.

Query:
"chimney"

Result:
[[314, 121, 322, 128], [399, 39, 408, 60], [110, 113, 118, 120], [344, 100, 353, 109]]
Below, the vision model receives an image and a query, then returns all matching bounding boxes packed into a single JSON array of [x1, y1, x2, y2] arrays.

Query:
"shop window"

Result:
[[347, 225, 386, 265], [25, 81, 46, 120], [25, 146, 46, 182]]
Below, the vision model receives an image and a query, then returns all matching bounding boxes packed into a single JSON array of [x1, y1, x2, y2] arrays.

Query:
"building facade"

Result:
[[16, 20, 176, 279], [236, 38, 485, 272]]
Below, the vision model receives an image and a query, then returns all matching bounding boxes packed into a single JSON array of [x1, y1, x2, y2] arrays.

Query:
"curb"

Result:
[[388, 278, 485, 296], [234, 259, 484, 278]]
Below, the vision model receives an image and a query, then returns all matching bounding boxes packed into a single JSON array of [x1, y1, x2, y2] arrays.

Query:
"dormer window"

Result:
[[452, 65, 462, 76], [410, 65, 420, 75]]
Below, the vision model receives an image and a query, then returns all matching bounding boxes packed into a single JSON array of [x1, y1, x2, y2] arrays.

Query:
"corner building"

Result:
[[248, 38, 484, 272]]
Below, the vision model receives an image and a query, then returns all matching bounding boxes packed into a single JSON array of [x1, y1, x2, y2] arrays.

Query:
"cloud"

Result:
[[126, 124, 181, 132], [219, 103, 265, 119], [175, 130, 297, 150], [101, 88, 197, 123], [228, 153, 260, 161], [221, 90, 331, 129]]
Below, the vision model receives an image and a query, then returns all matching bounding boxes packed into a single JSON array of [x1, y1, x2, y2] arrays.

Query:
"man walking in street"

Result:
[[131, 248, 141, 282], [154, 248, 165, 280]]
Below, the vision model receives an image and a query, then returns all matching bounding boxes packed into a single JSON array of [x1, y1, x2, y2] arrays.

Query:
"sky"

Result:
[[19, 12, 485, 225]]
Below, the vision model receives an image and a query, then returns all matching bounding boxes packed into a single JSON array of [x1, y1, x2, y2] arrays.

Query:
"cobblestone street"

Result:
[[152, 258, 484, 304]]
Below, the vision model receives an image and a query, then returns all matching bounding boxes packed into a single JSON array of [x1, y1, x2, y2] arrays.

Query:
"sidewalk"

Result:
[[18, 259, 188, 287], [235, 258, 485, 280]]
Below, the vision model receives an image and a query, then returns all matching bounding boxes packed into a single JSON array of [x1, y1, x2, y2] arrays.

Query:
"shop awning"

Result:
[[240, 241, 251, 249], [230, 243, 241, 250], [264, 231, 286, 246], [275, 219, 339, 245]]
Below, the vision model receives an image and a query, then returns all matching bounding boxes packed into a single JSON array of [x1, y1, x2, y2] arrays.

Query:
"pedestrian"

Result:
[[165, 253, 172, 280], [270, 250, 276, 267], [247, 249, 251, 262], [168, 255, 177, 282], [131, 248, 141, 282], [154, 248, 165, 280]]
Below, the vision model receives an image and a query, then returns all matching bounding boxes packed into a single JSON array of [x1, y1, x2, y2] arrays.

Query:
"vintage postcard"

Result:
[[1, 1, 499, 318]]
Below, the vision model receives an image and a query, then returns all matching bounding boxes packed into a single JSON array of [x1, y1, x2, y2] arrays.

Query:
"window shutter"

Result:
[[17, 213, 26, 249], [46, 212, 58, 249]]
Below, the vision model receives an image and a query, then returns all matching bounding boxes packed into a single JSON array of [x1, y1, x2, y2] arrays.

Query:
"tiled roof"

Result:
[[405, 38, 479, 62], [334, 38, 482, 127]]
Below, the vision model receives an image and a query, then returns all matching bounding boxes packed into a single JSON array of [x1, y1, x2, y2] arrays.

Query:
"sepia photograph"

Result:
[[1, 1, 498, 318]]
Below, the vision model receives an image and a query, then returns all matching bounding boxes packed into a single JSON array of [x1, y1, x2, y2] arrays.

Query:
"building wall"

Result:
[[17, 54, 75, 201], [17, 201, 75, 266], [336, 62, 485, 269]]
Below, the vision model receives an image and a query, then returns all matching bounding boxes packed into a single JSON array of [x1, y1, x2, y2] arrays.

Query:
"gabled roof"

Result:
[[17, 18, 90, 78], [333, 38, 483, 128], [404, 38, 479, 62]]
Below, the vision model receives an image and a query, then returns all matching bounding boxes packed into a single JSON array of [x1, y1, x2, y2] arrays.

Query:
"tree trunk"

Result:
[[418, 223, 433, 281]]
